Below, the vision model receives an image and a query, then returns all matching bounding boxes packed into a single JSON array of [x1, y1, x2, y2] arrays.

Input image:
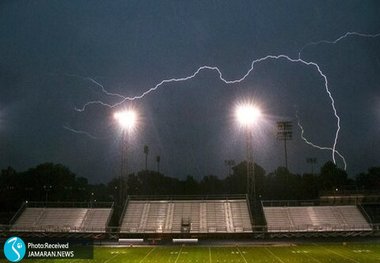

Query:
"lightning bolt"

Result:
[[63, 125, 99, 140], [298, 32, 380, 59], [82, 77, 126, 99], [74, 56, 333, 108], [64, 74, 125, 100], [68, 31, 380, 170], [295, 110, 347, 170], [296, 31, 380, 168], [74, 55, 340, 163]]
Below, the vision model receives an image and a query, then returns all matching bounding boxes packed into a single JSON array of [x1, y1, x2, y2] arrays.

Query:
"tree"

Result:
[[200, 175, 223, 194], [0, 167, 19, 212], [264, 167, 294, 200], [224, 161, 265, 196], [225, 161, 247, 194], [183, 175, 199, 195], [356, 167, 380, 190], [319, 161, 348, 191], [300, 173, 319, 199]]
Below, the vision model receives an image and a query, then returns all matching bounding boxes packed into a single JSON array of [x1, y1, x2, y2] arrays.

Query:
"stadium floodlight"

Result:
[[235, 103, 262, 127], [114, 110, 137, 130], [234, 101, 262, 202], [114, 109, 138, 209]]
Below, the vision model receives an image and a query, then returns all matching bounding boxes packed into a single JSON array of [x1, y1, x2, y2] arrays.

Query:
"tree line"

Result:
[[1, 161, 379, 214]]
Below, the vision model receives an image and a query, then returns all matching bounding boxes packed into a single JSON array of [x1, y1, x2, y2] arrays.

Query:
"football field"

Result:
[[3, 242, 379, 263]]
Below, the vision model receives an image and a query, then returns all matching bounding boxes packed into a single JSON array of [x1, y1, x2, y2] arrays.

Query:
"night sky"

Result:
[[1, 1, 380, 183]]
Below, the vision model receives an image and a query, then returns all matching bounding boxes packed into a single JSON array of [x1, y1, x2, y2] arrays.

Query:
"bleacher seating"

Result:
[[12, 207, 112, 232], [263, 205, 371, 232], [120, 199, 252, 233], [81, 208, 113, 232]]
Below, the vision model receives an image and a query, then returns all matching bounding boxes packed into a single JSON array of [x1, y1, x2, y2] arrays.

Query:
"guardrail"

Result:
[[8, 201, 27, 225], [127, 194, 248, 201], [26, 201, 114, 208], [2, 223, 380, 236], [9, 225, 109, 233]]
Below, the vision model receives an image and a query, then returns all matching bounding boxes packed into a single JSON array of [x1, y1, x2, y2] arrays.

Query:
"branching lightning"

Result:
[[299, 32, 380, 59], [297, 31, 380, 168], [295, 110, 347, 170], [64, 74, 125, 100], [63, 125, 99, 140], [74, 55, 340, 164], [68, 31, 380, 170]]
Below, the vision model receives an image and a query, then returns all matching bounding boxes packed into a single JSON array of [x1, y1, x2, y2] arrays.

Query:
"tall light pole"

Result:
[[144, 145, 149, 171], [235, 103, 262, 201], [114, 109, 137, 206], [277, 121, 292, 170], [43, 185, 52, 203], [156, 155, 161, 174]]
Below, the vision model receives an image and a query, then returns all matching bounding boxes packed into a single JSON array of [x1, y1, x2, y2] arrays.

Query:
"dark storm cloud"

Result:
[[1, 0, 379, 182]]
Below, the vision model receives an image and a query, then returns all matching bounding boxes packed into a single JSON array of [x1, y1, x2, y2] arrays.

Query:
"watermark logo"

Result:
[[3, 237, 26, 262]]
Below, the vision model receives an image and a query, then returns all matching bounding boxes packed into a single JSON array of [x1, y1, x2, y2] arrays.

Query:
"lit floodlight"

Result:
[[114, 110, 137, 130], [235, 103, 262, 126]]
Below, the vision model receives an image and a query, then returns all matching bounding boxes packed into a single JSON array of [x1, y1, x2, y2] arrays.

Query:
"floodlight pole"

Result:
[[156, 155, 160, 174], [246, 129, 255, 201], [119, 130, 129, 206], [144, 145, 149, 171], [284, 138, 288, 169], [277, 121, 292, 170], [235, 102, 261, 203]]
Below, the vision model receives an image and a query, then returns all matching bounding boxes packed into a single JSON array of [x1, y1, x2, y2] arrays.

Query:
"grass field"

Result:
[[1, 242, 380, 262]]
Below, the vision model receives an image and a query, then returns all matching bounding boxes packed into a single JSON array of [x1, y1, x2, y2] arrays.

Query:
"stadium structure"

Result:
[[1, 193, 380, 242]]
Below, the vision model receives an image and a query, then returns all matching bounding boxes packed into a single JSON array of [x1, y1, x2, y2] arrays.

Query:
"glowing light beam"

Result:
[[114, 109, 137, 131], [235, 103, 262, 127]]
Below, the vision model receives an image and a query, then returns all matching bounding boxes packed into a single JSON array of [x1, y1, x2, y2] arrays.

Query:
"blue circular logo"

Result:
[[3, 237, 26, 262]]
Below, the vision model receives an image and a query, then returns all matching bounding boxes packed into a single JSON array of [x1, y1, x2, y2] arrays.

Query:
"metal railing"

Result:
[[25, 201, 114, 208], [127, 194, 248, 201]]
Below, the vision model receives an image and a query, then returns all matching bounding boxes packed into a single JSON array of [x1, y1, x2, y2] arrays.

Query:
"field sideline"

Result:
[[2, 242, 379, 263]]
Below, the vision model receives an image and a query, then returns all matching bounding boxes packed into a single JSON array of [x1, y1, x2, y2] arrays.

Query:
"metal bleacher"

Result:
[[120, 197, 253, 233], [81, 208, 113, 232], [7, 198, 378, 237], [263, 205, 372, 232], [11, 203, 113, 233]]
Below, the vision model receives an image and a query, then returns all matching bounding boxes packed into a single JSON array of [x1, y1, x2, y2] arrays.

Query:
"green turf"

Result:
[[1, 242, 380, 262]]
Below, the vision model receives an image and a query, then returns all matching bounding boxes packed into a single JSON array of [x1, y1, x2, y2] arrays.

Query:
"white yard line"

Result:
[[104, 254, 119, 263], [296, 244, 322, 263], [264, 247, 285, 263], [320, 246, 360, 263], [208, 247, 212, 263], [236, 247, 248, 263], [304, 253, 323, 263], [174, 246, 183, 263], [139, 247, 156, 263]]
